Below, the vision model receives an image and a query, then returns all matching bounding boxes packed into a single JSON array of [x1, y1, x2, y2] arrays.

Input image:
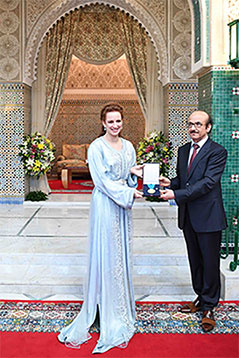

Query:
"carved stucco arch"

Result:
[[24, 0, 168, 86]]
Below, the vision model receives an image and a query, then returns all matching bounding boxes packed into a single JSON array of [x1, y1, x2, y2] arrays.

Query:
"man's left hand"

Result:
[[160, 189, 175, 200]]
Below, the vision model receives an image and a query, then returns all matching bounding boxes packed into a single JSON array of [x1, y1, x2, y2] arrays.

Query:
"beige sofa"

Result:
[[56, 143, 90, 178]]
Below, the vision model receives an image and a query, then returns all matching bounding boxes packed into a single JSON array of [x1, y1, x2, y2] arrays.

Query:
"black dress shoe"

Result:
[[179, 297, 201, 313], [201, 310, 215, 332]]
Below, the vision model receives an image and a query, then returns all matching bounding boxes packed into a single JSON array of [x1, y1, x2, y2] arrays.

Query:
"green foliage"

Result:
[[25, 191, 48, 201], [145, 196, 164, 203]]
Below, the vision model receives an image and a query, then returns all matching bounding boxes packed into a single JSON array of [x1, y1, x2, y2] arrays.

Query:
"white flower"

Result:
[[26, 158, 35, 166]]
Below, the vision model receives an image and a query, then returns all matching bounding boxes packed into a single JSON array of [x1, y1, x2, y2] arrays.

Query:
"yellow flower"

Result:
[[33, 166, 39, 172], [35, 160, 41, 167], [163, 147, 168, 151], [138, 151, 143, 156], [38, 143, 44, 150], [49, 143, 53, 150]]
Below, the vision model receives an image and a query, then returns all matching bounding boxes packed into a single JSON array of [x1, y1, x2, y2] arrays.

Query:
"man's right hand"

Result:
[[159, 176, 171, 187]]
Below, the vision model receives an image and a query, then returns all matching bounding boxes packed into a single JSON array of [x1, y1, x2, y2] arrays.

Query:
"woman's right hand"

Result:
[[134, 189, 143, 198]]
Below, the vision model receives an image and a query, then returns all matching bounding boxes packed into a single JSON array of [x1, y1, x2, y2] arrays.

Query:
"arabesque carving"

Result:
[[171, 0, 193, 80], [0, 0, 20, 81]]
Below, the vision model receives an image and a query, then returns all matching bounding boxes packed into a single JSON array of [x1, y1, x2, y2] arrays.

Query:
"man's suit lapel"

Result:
[[181, 143, 191, 182], [187, 138, 211, 179]]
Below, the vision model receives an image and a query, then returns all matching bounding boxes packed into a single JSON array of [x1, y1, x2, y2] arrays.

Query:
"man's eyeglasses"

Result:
[[187, 121, 203, 129]]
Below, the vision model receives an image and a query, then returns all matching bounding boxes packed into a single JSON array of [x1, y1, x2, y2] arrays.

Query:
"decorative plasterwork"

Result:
[[0, 0, 20, 81], [171, 0, 194, 80], [24, 0, 168, 86], [136, 0, 166, 34], [26, 0, 167, 41], [26, 0, 52, 37], [228, 0, 239, 23], [66, 55, 135, 89], [72, 5, 125, 64]]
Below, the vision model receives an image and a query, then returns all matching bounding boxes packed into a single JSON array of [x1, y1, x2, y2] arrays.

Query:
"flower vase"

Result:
[[29, 174, 51, 194]]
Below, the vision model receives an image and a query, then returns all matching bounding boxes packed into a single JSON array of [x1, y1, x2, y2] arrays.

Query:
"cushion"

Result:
[[56, 159, 87, 168], [63, 144, 86, 160]]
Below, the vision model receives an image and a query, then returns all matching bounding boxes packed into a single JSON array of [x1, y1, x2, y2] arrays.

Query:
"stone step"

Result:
[[0, 264, 191, 283], [0, 253, 188, 267], [0, 236, 188, 267], [0, 264, 193, 298]]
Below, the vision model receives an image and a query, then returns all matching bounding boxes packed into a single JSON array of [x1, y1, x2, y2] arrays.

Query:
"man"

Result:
[[160, 110, 227, 332]]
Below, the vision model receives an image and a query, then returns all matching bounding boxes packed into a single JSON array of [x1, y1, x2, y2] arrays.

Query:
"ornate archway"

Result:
[[24, 0, 168, 86]]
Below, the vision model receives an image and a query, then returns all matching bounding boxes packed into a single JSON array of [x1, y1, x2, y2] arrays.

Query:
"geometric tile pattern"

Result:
[[231, 174, 239, 183], [0, 83, 24, 204], [232, 87, 239, 95], [165, 82, 198, 177], [198, 69, 239, 247], [232, 131, 239, 139]]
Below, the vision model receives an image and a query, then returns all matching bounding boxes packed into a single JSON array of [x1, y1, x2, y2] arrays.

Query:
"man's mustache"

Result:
[[190, 130, 198, 134]]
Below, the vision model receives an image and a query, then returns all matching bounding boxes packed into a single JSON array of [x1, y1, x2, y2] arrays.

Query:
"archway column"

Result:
[[0, 82, 31, 204]]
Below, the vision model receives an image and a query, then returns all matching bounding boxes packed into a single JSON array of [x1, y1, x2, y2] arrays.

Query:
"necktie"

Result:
[[188, 143, 199, 174]]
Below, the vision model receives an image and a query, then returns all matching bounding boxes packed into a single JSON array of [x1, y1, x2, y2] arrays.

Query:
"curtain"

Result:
[[30, 12, 76, 194], [146, 39, 164, 133], [44, 12, 77, 136], [121, 12, 147, 116]]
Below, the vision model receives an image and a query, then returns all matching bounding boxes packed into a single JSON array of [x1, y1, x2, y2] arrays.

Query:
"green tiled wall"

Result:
[[199, 69, 239, 247]]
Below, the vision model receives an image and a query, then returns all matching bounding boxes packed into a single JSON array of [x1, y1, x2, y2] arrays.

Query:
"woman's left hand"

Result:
[[131, 164, 145, 178]]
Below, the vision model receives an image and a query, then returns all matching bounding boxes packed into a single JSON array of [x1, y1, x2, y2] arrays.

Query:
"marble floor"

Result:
[[0, 193, 238, 302]]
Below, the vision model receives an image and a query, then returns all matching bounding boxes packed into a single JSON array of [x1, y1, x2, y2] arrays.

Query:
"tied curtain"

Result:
[[43, 7, 148, 137], [44, 12, 77, 136], [121, 12, 147, 116], [30, 12, 77, 194]]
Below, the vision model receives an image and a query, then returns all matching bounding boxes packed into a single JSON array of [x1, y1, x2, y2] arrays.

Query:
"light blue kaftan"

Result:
[[58, 136, 138, 354]]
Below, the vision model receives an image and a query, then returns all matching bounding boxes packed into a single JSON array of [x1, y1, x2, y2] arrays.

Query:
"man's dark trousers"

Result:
[[183, 208, 222, 310]]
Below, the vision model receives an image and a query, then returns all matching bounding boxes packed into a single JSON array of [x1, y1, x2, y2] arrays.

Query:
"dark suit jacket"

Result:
[[170, 138, 227, 233]]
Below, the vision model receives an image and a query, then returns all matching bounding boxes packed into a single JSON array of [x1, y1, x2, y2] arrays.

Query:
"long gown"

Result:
[[58, 136, 138, 354]]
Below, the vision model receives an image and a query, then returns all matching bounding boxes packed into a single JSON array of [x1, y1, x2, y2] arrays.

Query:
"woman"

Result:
[[58, 104, 143, 354]]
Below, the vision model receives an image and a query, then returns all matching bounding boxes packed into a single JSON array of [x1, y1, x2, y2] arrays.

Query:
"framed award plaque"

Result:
[[143, 163, 161, 197]]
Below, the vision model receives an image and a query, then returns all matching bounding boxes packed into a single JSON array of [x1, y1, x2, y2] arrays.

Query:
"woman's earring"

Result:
[[103, 126, 106, 131]]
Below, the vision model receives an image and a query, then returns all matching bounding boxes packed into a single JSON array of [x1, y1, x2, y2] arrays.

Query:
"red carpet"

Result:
[[48, 179, 94, 194], [48, 179, 143, 194], [0, 300, 238, 358], [1, 330, 238, 358]]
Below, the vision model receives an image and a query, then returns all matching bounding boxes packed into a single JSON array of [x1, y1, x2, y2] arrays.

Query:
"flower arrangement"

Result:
[[137, 130, 173, 176], [19, 132, 55, 178]]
